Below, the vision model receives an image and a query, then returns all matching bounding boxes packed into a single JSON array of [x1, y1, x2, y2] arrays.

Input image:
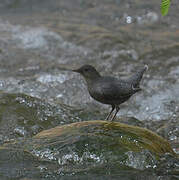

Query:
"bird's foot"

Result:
[[110, 106, 120, 121], [105, 114, 111, 121], [105, 105, 115, 121]]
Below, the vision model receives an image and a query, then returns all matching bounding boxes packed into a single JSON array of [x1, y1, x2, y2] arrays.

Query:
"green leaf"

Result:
[[161, 0, 171, 16]]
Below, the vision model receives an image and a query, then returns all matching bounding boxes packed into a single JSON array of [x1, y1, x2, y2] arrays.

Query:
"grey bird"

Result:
[[73, 64, 148, 121]]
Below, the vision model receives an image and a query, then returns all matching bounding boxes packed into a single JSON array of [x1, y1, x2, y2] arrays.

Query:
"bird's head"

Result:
[[73, 65, 101, 81]]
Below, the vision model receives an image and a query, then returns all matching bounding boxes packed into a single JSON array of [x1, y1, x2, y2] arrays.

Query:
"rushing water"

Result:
[[0, 0, 178, 179]]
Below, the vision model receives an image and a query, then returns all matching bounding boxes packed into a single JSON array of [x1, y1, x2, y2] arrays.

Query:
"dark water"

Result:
[[0, 0, 178, 179]]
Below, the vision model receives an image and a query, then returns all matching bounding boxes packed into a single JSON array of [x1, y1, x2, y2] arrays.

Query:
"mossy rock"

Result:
[[0, 120, 177, 176], [34, 120, 175, 156]]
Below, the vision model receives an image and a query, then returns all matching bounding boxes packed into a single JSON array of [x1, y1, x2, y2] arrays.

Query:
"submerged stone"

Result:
[[32, 121, 176, 170], [0, 120, 177, 178], [34, 120, 175, 156]]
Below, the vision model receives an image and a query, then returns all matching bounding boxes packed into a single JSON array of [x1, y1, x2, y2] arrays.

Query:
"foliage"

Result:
[[161, 0, 171, 16]]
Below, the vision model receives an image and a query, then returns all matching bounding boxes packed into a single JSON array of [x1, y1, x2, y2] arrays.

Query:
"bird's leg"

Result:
[[111, 106, 120, 121], [105, 105, 115, 121]]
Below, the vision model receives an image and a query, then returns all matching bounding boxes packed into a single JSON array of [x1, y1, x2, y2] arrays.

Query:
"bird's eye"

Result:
[[84, 68, 89, 72]]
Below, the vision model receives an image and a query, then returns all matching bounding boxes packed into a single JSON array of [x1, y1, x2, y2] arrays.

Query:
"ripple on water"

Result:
[[37, 73, 69, 84], [134, 83, 179, 121], [0, 18, 90, 59]]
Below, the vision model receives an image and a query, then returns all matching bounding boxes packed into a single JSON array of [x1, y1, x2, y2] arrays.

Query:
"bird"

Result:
[[73, 64, 148, 121]]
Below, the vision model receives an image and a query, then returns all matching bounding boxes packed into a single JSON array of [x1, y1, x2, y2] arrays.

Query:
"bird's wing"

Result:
[[92, 78, 136, 101]]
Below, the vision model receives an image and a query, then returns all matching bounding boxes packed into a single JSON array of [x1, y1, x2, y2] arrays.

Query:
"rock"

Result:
[[34, 120, 175, 157], [0, 120, 177, 178]]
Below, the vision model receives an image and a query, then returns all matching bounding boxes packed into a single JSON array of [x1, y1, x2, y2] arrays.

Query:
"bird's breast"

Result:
[[87, 83, 106, 103]]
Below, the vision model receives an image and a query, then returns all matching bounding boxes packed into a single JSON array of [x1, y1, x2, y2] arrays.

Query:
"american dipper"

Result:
[[73, 65, 148, 121]]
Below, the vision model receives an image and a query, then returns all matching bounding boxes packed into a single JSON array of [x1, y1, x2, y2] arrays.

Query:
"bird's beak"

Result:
[[72, 68, 81, 73]]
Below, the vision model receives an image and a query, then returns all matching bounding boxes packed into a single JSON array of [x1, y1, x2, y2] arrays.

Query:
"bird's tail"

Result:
[[129, 65, 148, 88]]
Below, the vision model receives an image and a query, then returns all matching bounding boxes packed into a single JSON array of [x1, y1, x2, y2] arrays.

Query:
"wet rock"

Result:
[[0, 93, 87, 142], [0, 120, 177, 179], [0, 147, 59, 179], [33, 121, 175, 157], [14, 126, 29, 137]]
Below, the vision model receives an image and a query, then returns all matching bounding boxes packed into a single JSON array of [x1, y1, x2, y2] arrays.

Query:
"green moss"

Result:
[[34, 120, 176, 156]]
